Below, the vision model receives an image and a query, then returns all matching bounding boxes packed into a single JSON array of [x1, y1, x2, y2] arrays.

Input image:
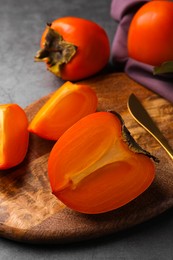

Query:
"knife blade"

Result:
[[127, 93, 173, 160]]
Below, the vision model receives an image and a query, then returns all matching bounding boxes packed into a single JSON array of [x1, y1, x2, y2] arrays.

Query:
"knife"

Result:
[[127, 93, 173, 160]]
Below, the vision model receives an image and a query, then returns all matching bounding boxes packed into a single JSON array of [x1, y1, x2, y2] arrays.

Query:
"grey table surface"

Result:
[[0, 0, 173, 259]]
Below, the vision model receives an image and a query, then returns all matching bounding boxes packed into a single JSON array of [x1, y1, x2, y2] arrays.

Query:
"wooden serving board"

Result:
[[0, 73, 173, 244]]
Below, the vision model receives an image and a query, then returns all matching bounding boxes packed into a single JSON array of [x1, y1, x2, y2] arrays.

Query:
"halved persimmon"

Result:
[[28, 81, 97, 140], [48, 111, 156, 214]]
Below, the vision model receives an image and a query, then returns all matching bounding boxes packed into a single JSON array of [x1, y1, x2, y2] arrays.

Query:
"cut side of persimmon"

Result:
[[48, 111, 157, 214], [0, 104, 29, 170], [28, 81, 97, 140]]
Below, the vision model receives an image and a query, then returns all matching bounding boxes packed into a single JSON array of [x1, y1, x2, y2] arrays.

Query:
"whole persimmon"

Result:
[[127, 1, 173, 66], [35, 17, 110, 81]]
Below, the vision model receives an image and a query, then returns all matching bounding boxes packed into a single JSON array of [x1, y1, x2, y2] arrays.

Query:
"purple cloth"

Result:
[[110, 0, 173, 103]]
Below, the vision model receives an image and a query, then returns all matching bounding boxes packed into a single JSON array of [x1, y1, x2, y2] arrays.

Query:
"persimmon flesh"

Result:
[[0, 104, 29, 170], [28, 81, 97, 140], [48, 111, 156, 214]]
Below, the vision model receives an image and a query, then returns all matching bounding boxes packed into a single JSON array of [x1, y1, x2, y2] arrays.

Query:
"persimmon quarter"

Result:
[[28, 81, 98, 140], [0, 104, 29, 170], [48, 111, 157, 214]]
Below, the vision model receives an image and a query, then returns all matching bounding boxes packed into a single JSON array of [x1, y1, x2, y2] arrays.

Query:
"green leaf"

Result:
[[153, 61, 173, 75]]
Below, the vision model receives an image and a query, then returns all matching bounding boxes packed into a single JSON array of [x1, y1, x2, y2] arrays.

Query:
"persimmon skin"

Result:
[[28, 81, 98, 140], [0, 104, 29, 170], [48, 111, 155, 214], [127, 1, 173, 66], [39, 17, 110, 81]]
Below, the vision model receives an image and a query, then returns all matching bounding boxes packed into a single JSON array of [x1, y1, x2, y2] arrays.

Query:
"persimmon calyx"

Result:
[[34, 24, 77, 77], [153, 61, 173, 75], [113, 111, 159, 163]]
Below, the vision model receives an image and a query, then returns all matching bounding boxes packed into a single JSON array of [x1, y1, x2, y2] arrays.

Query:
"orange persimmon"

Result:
[[35, 17, 110, 81], [127, 1, 173, 66], [28, 81, 97, 140], [0, 104, 29, 170], [48, 111, 156, 214]]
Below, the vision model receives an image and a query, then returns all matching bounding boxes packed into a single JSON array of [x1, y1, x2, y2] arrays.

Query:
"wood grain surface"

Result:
[[0, 73, 173, 244]]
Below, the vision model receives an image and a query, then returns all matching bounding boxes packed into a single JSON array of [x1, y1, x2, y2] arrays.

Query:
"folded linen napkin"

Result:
[[110, 0, 173, 103]]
